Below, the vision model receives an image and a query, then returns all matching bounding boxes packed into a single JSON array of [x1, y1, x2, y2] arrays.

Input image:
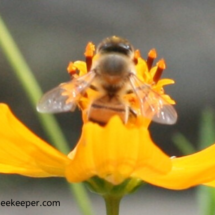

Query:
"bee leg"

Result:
[[129, 108, 137, 117], [124, 105, 130, 123], [127, 108, 138, 123]]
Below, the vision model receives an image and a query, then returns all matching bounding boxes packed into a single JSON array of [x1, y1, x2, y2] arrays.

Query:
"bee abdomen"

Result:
[[88, 97, 126, 125]]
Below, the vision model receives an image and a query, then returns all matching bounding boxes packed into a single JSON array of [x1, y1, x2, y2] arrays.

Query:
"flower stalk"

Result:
[[85, 177, 142, 215], [104, 195, 121, 215]]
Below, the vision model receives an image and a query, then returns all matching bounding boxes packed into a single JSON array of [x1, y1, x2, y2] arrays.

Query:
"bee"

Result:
[[37, 36, 177, 125]]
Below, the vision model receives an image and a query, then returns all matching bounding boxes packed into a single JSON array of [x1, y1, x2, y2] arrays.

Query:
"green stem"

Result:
[[104, 195, 121, 215], [69, 183, 94, 215], [0, 15, 93, 215]]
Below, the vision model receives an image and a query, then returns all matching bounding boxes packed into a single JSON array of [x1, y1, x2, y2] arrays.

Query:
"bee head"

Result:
[[97, 36, 134, 57]]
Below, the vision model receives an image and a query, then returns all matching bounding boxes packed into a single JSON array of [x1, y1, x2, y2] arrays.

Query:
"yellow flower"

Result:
[[1, 40, 215, 193], [1, 103, 215, 190]]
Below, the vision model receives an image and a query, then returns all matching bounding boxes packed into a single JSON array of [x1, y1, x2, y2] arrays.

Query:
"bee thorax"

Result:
[[97, 54, 130, 77]]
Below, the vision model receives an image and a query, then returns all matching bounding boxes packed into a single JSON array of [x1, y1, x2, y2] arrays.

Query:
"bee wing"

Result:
[[129, 74, 177, 124], [37, 71, 96, 113]]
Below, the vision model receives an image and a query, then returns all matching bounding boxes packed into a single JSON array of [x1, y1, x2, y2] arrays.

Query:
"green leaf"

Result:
[[172, 132, 195, 155], [199, 108, 215, 150]]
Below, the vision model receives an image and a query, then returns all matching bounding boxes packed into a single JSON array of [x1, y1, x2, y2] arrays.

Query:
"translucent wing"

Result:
[[129, 74, 177, 124], [37, 71, 96, 113]]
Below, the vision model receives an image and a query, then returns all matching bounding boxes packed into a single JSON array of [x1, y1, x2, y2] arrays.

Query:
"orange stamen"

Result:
[[84, 42, 95, 72], [153, 59, 166, 83], [133, 50, 141, 65], [147, 49, 157, 71], [67, 62, 77, 78]]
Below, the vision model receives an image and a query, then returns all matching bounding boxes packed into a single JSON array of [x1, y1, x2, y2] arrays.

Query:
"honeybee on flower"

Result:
[[37, 36, 177, 125], [3, 29, 215, 215]]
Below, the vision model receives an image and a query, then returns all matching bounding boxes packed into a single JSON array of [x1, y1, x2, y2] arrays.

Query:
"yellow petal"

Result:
[[0, 104, 69, 177], [73, 61, 87, 76], [135, 144, 215, 189], [65, 116, 172, 185], [156, 79, 175, 87], [204, 180, 215, 187], [135, 57, 150, 82]]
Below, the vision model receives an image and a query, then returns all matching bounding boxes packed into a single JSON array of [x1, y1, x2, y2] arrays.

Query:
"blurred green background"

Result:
[[1, 0, 215, 214]]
